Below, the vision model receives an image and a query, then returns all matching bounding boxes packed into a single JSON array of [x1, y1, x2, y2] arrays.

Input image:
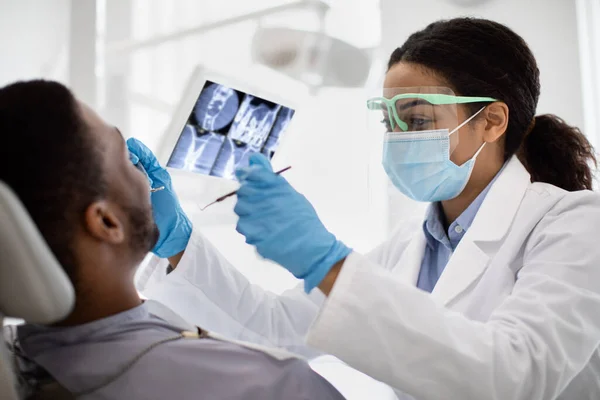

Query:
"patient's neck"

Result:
[[55, 267, 142, 327]]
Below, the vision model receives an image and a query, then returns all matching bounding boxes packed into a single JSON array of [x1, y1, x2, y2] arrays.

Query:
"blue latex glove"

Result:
[[234, 154, 351, 292], [128, 151, 155, 188], [127, 138, 192, 258]]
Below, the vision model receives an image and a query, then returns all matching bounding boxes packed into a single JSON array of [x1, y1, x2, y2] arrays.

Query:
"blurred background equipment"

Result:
[[251, 26, 373, 89], [106, 0, 374, 92]]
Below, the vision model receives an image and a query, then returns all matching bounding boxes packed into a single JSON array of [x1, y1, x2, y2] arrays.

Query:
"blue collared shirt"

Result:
[[417, 172, 502, 293]]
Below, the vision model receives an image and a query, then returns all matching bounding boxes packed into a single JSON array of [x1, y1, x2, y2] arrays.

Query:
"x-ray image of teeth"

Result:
[[167, 125, 225, 174], [194, 84, 239, 132], [209, 138, 254, 179], [228, 96, 281, 149], [261, 107, 295, 158], [167, 79, 296, 179]]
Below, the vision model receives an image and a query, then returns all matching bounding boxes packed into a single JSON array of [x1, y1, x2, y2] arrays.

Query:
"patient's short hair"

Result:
[[0, 80, 106, 282]]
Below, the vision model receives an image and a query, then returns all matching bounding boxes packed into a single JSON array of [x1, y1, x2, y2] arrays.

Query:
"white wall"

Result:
[[378, 0, 587, 223], [576, 0, 600, 151], [0, 0, 70, 86]]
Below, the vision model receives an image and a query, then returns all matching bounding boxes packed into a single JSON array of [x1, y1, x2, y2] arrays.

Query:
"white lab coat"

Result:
[[136, 156, 600, 400]]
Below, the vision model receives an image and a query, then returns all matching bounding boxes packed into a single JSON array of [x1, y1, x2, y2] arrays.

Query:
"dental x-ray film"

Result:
[[166, 80, 295, 179]]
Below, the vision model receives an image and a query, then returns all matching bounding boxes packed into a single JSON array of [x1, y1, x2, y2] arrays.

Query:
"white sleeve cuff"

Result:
[[306, 252, 373, 350]]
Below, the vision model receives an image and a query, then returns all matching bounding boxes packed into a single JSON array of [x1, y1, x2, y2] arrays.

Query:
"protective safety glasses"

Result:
[[367, 88, 496, 132]]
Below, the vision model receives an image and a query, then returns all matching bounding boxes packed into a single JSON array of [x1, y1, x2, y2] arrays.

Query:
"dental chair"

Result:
[[0, 181, 75, 399]]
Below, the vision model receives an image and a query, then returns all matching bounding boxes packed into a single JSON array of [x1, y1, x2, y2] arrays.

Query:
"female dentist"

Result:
[[132, 18, 600, 400]]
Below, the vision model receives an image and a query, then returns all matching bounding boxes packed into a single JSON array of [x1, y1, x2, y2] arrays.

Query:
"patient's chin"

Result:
[[126, 206, 159, 256]]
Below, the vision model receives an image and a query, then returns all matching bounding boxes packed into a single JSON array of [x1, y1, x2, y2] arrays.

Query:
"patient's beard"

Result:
[[126, 204, 159, 256]]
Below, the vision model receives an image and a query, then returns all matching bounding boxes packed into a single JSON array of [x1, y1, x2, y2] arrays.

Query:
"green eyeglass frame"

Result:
[[367, 93, 497, 131]]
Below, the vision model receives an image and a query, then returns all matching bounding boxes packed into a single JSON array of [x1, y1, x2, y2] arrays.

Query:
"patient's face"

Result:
[[78, 102, 159, 257]]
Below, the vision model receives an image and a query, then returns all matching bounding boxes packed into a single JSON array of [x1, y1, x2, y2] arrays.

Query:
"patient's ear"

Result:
[[84, 201, 125, 244]]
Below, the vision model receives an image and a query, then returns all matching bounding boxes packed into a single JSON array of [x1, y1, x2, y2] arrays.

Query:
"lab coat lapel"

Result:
[[396, 230, 427, 286], [431, 240, 489, 306], [431, 157, 531, 306]]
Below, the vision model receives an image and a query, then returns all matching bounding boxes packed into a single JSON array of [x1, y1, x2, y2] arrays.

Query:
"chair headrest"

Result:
[[0, 181, 74, 324]]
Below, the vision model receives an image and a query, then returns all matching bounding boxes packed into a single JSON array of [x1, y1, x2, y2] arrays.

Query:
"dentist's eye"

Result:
[[408, 117, 433, 131]]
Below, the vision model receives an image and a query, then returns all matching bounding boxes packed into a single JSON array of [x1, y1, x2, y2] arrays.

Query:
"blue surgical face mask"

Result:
[[382, 107, 486, 202]]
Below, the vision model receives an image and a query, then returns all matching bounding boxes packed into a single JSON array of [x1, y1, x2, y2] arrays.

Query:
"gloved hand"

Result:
[[234, 154, 351, 292], [127, 138, 192, 258]]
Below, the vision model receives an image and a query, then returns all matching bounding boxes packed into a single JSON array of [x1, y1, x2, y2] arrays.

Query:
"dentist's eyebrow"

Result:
[[396, 99, 434, 111]]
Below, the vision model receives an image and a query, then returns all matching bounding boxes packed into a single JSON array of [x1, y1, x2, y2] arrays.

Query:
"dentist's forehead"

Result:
[[384, 62, 450, 90]]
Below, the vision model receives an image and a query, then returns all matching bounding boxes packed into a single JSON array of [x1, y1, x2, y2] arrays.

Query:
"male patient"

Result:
[[0, 80, 345, 399]]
